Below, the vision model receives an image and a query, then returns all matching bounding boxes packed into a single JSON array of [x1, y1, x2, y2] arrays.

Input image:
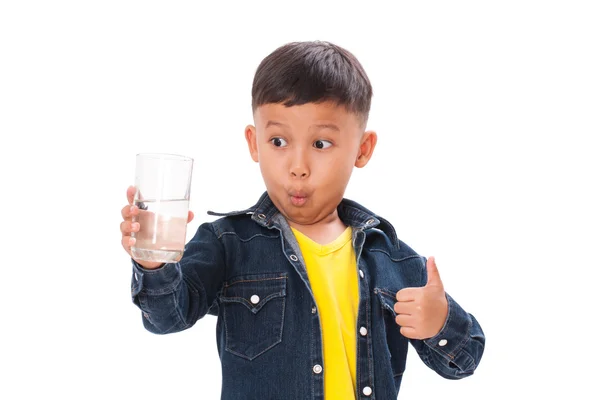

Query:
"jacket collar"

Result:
[[208, 191, 399, 245]]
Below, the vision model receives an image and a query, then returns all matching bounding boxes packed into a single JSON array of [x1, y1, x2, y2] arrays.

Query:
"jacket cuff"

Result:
[[424, 293, 475, 369], [131, 259, 182, 296]]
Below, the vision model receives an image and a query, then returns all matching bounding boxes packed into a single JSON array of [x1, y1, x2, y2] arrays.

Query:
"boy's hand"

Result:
[[120, 185, 194, 270], [393, 256, 449, 340]]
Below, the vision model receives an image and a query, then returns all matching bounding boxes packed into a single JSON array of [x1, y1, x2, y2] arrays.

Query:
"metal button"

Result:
[[257, 213, 266, 219], [311, 306, 317, 314], [359, 269, 364, 279], [362, 386, 372, 396], [290, 254, 298, 261], [143, 312, 149, 319], [250, 295, 260, 304], [438, 339, 448, 347], [366, 218, 375, 225], [359, 327, 367, 336], [313, 364, 322, 374]]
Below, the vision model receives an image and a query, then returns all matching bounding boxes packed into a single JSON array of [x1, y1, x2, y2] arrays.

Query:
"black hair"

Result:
[[251, 40, 373, 128]]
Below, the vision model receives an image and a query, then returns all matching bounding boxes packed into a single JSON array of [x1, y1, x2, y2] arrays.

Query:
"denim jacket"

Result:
[[131, 192, 485, 399]]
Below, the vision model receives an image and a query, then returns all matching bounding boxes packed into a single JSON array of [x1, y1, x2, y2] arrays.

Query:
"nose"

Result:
[[290, 150, 310, 179]]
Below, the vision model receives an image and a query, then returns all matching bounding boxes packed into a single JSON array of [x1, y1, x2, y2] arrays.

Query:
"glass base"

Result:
[[131, 248, 183, 263]]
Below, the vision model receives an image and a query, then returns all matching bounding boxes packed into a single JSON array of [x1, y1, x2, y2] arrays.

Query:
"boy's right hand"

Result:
[[120, 185, 195, 270]]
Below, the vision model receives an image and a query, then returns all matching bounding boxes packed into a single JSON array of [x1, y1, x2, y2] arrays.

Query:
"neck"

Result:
[[288, 209, 347, 245]]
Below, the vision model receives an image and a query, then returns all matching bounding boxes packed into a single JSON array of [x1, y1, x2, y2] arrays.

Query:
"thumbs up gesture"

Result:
[[394, 256, 449, 340]]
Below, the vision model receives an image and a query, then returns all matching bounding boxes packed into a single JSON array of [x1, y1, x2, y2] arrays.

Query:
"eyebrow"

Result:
[[265, 121, 288, 129], [265, 121, 340, 132]]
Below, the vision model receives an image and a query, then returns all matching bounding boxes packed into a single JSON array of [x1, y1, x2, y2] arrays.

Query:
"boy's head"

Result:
[[245, 41, 377, 227]]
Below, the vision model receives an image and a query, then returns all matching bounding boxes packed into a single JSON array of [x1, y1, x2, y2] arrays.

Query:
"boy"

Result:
[[120, 40, 485, 399]]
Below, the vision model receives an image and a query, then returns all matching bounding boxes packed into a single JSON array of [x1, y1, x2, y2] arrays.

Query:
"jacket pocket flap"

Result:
[[221, 273, 287, 314]]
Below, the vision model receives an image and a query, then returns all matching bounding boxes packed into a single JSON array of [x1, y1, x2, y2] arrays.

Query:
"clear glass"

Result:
[[130, 153, 193, 263]]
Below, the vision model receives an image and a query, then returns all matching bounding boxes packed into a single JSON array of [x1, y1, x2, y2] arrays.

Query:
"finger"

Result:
[[399, 326, 419, 339], [394, 301, 419, 315], [122, 235, 136, 252], [120, 220, 139, 235], [121, 204, 137, 220], [121, 204, 140, 220], [426, 256, 443, 286], [396, 287, 419, 302], [187, 210, 194, 224], [127, 185, 136, 205], [395, 314, 414, 328]]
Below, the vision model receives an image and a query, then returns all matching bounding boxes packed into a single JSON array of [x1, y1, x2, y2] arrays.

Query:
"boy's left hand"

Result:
[[394, 256, 449, 340]]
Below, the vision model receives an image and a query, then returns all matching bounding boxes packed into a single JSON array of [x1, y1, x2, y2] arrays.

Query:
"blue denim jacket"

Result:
[[131, 192, 485, 399]]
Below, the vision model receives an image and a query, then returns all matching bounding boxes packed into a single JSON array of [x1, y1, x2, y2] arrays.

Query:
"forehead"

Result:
[[254, 101, 361, 132]]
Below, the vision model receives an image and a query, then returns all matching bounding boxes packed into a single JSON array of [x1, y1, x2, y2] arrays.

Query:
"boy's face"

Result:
[[245, 101, 377, 226]]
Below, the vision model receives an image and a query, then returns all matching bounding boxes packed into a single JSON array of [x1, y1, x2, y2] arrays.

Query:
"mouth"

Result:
[[288, 190, 309, 206]]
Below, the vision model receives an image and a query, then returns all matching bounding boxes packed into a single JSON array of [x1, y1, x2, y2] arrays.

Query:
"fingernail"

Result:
[[132, 223, 139, 231], [130, 206, 135, 213], [129, 237, 136, 246]]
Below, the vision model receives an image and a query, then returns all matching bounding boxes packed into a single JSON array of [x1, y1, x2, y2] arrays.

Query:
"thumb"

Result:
[[127, 185, 136, 205], [426, 256, 443, 286]]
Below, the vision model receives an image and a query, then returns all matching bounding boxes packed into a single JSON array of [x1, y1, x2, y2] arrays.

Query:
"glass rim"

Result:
[[136, 152, 193, 162]]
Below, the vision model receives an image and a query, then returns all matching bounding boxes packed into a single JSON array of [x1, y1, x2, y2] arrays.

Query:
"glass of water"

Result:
[[131, 153, 193, 263]]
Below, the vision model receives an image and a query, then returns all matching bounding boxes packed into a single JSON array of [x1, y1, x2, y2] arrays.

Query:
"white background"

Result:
[[1, 1, 598, 399]]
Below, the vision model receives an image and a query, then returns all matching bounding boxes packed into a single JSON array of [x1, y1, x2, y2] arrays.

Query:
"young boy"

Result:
[[120, 40, 485, 399]]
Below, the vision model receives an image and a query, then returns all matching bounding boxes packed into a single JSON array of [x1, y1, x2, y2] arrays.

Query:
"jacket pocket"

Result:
[[220, 273, 287, 360], [375, 288, 408, 377]]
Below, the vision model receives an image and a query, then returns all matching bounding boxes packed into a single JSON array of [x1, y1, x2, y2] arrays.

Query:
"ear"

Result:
[[245, 125, 259, 163], [355, 130, 377, 168]]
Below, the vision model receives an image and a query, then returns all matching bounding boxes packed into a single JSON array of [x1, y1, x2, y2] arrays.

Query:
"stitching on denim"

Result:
[[449, 312, 473, 360], [162, 316, 183, 334], [213, 222, 222, 239], [219, 231, 279, 242], [220, 291, 285, 311], [378, 288, 397, 301], [172, 291, 191, 330], [223, 298, 285, 361], [223, 277, 287, 361], [363, 264, 374, 397], [367, 249, 422, 263], [356, 270, 363, 398], [430, 300, 455, 360], [142, 273, 182, 296], [224, 276, 287, 287], [375, 288, 409, 379], [225, 337, 283, 361]]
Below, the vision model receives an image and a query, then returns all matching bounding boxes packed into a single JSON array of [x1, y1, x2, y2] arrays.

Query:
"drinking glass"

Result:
[[130, 153, 193, 263]]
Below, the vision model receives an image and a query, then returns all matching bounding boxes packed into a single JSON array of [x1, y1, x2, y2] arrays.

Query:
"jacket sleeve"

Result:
[[410, 257, 485, 379], [130, 222, 225, 334]]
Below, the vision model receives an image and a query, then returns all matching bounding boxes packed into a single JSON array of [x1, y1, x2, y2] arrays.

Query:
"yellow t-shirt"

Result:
[[291, 226, 359, 400]]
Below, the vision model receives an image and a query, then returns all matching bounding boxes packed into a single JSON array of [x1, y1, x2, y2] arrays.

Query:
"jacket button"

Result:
[[290, 254, 298, 261], [313, 364, 322, 374], [311, 306, 317, 314], [366, 218, 375, 225], [362, 386, 372, 396], [250, 295, 260, 304], [257, 213, 266, 219], [359, 327, 367, 336], [438, 339, 448, 347], [359, 269, 364, 279]]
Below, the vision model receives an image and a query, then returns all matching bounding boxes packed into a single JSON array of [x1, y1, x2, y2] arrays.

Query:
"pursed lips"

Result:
[[288, 190, 309, 206]]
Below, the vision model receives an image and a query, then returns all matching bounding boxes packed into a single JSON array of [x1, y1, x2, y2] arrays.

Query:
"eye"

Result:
[[270, 137, 288, 147], [313, 140, 333, 149]]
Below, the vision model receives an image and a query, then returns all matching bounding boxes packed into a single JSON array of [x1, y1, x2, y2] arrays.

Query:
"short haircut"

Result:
[[252, 41, 373, 128]]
